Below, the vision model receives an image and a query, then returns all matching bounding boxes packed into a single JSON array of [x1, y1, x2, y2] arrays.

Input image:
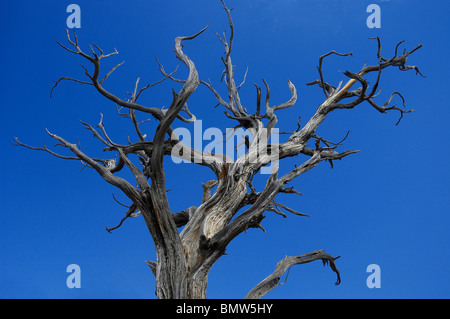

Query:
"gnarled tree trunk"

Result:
[[15, 0, 423, 299]]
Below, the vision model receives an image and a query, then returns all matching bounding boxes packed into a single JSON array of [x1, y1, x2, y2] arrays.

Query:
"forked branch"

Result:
[[14, 2, 424, 299], [52, 29, 166, 120]]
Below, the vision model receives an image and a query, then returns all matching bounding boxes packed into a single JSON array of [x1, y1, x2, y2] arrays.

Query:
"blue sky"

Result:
[[1, 0, 449, 299]]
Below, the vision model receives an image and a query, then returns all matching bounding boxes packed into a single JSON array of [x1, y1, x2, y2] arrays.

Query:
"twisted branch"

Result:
[[244, 250, 341, 299]]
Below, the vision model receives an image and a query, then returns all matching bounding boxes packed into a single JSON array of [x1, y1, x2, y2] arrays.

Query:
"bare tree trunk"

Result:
[[15, 1, 423, 299]]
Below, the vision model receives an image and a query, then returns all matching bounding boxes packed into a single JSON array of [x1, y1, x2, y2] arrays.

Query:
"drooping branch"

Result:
[[217, 0, 246, 117], [52, 29, 166, 120], [244, 250, 341, 299], [366, 91, 414, 125]]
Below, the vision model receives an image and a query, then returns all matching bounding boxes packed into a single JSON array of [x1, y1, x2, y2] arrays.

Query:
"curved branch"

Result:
[[216, 0, 246, 117], [271, 201, 310, 217], [244, 250, 341, 299], [106, 203, 138, 233], [50, 77, 93, 97], [270, 80, 298, 112], [150, 26, 207, 182], [318, 51, 353, 97], [13, 137, 108, 166], [209, 152, 321, 253], [54, 29, 166, 119], [43, 129, 140, 202]]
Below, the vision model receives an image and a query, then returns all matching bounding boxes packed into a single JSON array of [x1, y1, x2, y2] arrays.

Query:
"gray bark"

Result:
[[244, 250, 341, 299], [15, 1, 422, 299]]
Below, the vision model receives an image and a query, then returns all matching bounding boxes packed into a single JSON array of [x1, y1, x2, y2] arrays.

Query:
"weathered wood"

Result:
[[15, 1, 422, 299], [244, 250, 341, 299]]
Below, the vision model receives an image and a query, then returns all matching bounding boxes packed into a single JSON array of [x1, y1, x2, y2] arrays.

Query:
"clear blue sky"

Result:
[[1, 0, 449, 299]]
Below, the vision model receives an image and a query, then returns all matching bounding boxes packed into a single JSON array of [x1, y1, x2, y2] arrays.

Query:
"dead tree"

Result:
[[15, 1, 423, 299]]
